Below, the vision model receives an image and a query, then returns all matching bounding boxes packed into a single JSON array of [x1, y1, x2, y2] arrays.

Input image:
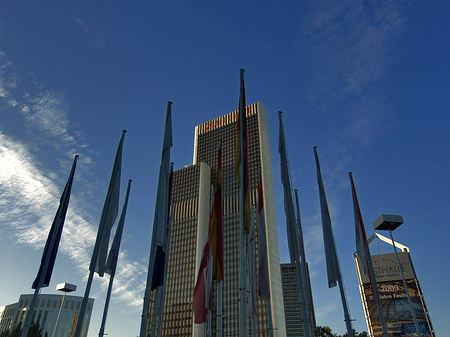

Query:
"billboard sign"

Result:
[[355, 252, 434, 337]]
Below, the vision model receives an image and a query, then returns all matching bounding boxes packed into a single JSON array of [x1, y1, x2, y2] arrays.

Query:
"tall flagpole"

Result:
[[20, 155, 79, 337], [294, 190, 314, 337], [99, 179, 132, 337], [238, 68, 247, 337], [279, 111, 312, 337], [150, 163, 174, 336], [74, 130, 126, 337], [350, 173, 388, 337], [313, 147, 354, 337], [140, 102, 173, 337], [256, 168, 274, 337]]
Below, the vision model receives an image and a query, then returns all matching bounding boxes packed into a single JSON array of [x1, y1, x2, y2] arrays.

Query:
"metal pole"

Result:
[[238, 68, 247, 337], [388, 228, 422, 336], [267, 297, 274, 337], [294, 190, 313, 337], [337, 278, 354, 337], [98, 274, 114, 337], [73, 268, 95, 337], [52, 292, 66, 337], [216, 281, 223, 337], [150, 288, 161, 336]]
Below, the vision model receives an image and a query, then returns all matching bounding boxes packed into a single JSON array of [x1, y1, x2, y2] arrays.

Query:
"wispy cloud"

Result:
[[0, 51, 144, 309], [297, 0, 408, 154], [75, 18, 108, 49]]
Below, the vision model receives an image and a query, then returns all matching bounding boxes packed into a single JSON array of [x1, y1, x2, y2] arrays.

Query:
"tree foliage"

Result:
[[1, 322, 44, 337], [314, 326, 369, 337]]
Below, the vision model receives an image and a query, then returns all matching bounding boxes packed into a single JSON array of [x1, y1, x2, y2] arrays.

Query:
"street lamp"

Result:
[[52, 282, 76, 337], [373, 214, 422, 337]]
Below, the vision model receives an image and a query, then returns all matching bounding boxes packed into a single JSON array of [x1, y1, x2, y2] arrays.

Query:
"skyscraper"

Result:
[[147, 102, 286, 336], [281, 263, 316, 337]]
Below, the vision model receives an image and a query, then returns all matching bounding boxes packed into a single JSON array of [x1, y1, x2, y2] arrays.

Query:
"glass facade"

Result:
[[147, 103, 286, 336]]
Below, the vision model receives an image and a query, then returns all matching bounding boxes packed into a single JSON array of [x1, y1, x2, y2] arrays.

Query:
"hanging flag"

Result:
[[210, 141, 223, 282], [314, 147, 339, 288], [193, 235, 213, 324], [105, 180, 132, 277], [151, 163, 174, 291], [246, 206, 256, 318], [139, 102, 173, 337], [256, 171, 270, 299], [236, 69, 250, 232], [92, 130, 126, 277], [278, 111, 298, 263], [350, 173, 373, 276], [350, 173, 389, 336], [32, 155, 79, 289]]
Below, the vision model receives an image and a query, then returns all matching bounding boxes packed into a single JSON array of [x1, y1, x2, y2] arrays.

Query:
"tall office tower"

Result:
[[148, 102, 286, 336], [281, 264, 316, 337]]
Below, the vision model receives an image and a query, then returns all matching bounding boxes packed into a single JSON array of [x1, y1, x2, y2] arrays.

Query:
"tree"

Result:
[[1, 322, 43, 337], [315, 326, 369, 337], [314, 326, 337, 337]]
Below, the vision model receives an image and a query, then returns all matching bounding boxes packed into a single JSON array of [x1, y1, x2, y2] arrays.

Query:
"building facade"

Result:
[[0, 294, 94, 337], [148, 103, 286, 336], [281, 264, 316, 337]]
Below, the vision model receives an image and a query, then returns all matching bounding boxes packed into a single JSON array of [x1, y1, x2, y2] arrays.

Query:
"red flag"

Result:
[[193, 236, 213, 324], [210, 142, 223, 282]]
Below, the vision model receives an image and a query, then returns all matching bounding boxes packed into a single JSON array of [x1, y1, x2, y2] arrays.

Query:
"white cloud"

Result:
[[0, 50, 143, 310], [0, 131, 144, 309]]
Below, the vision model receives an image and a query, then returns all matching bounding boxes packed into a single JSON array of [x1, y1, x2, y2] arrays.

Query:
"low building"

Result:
[[0, 294, 94, 337]]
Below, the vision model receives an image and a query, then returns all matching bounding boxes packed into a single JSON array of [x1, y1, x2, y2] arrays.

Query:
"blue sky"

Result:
[[0, 1, 449, 336]]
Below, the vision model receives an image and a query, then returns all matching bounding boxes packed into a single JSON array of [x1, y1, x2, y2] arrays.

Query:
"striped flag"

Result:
[[93, 130, 126, 277], [256, 172, 270, 299], [210, 142, 223, 282], [32, 155, 79, 289]]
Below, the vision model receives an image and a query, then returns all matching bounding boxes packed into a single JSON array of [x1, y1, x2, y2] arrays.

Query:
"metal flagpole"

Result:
[[150, 288, 162, 336], [156, 166, 174, 336], [75, 131, 126, 337], [313, 147, 354, 337], [238, 68, 247, 337], [98, 273, 114, 337], [294, 190, 313, 337], [99, 179, 132, 337], [21, 155, 79, 337], [337, 277, 354, 337], [267, 297, 274, 337], [207, 184, 214, 337], [140, 102, 172, 337], [349, 173, 388, 337]]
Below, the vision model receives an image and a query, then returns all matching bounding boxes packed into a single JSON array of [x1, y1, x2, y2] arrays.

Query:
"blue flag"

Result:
[[32, 155, 78, 289]]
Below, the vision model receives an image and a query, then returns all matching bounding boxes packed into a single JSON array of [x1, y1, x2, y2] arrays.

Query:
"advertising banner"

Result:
[[355, 252, 434, 337]]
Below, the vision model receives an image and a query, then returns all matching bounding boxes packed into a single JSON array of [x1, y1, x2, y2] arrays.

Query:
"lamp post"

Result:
[[52, 282, 76, 337], [373, 214, 422, 337]]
